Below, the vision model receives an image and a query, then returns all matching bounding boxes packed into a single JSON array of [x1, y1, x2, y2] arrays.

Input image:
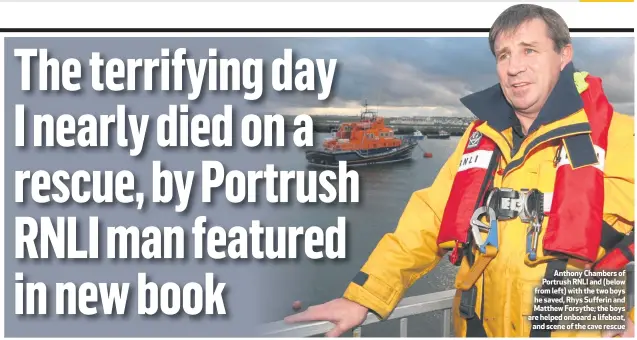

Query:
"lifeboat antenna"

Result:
[[360, 99, 377, 121]]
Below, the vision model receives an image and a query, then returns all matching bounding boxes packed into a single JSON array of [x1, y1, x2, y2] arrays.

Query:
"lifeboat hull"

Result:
[[305, 142, 418, 168]]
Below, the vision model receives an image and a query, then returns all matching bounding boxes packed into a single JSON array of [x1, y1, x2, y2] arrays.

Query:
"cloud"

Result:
[[263, 37, 634, 117]]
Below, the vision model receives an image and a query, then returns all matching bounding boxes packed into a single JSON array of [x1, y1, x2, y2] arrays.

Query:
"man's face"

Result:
[[494, 18, 572, 115]]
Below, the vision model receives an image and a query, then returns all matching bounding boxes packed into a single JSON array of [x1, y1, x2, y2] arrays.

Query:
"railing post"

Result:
[[399, 318, 408, 337], [443, 309, 452, 337]]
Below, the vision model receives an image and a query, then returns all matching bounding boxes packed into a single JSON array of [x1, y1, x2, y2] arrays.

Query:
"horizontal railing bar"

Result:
[[260, 289, 456, 337]]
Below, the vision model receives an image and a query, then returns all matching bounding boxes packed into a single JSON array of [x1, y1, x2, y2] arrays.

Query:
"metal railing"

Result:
[[261, 289, 456, 337]]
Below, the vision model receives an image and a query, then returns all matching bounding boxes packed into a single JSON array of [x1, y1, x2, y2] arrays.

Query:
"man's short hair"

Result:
[[488, 4, 571, 56]]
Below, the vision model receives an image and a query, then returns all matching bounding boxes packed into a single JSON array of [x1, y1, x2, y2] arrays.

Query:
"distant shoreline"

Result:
[[280, 114, 472, 135]]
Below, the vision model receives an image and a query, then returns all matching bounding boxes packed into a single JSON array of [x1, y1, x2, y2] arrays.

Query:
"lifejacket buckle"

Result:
[[470, 206, 498, 254], [518, 188, 544, 223]]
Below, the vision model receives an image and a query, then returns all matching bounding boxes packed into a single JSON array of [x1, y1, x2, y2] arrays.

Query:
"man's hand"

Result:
[[283, 298, 369, 337]]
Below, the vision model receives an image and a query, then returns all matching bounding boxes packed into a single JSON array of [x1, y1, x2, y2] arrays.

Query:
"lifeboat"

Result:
[[427, 129, 451, 139], [305, 101, 419, 168]]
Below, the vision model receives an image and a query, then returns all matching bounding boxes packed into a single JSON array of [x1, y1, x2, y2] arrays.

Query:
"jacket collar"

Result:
[[460, 62, 584, 134]]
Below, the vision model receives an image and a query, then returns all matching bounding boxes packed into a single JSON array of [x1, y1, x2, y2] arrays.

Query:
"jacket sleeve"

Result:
[[602, 112, 634, 232], [600, 113, 635, 326], [342, 123, 475, 319]]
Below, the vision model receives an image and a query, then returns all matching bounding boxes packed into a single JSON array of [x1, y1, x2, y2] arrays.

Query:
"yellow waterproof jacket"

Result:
[[343, 67, 634, 337]]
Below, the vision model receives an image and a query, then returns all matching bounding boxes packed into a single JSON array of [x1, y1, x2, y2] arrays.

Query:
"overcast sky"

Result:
[[270, 37, 634, 117]]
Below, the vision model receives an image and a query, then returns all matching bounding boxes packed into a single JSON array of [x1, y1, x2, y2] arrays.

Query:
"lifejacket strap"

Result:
[[456, 245, 498, 291], [600, 221, 630, 250]]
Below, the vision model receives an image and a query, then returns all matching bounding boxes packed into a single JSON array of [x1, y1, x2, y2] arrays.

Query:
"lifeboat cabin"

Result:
[[323, 116, 403, 152]]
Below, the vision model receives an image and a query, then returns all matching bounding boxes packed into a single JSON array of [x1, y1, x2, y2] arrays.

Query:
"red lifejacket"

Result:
[[594, 224, 634, 270], [436, 74, 614, 263], [594, 241, 634, 270]]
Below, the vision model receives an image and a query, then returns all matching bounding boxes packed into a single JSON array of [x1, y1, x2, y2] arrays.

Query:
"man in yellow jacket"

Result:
[[285, 4, 634, 338]]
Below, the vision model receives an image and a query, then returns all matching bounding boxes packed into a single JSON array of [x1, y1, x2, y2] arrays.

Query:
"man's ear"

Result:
[[560, 44, 573, 70]]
